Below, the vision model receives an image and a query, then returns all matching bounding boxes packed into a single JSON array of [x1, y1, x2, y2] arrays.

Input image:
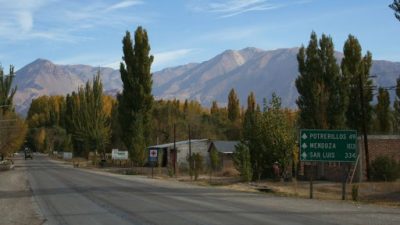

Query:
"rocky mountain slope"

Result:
[[12, 48, 400, 115]]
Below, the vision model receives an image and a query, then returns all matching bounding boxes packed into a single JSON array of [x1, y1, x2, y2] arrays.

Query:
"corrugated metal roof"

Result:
[[211, 141, 239, 154], [148, 139, 208, 149]]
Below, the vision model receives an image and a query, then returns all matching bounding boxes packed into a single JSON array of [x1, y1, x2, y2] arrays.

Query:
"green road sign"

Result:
[[300, 129, 357, 162]]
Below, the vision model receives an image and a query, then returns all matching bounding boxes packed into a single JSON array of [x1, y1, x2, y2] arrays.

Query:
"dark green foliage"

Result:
[[243, 92, 263, 180], [393, 78, 400, 132], [72, 73, 110, 157], [242, 92, 295, 180], [390, 0, 400, 21], [233, 142, 252, 182], [210, 101, 219, 115], [118, 26, 154, 165], [370, 155, 399, 181], [228, 88, 240, 122], [375, 87, 391, 133], [0, 65, 16, 113], [296, 32, 345, 129], [342, 35, 373, 132], [110, 101, 125, 149], [209, 148, 220, 178], [193, 153, 203, 181], [259, 93, 296, 177]]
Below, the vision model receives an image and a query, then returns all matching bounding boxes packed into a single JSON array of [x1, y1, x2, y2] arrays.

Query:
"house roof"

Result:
[[210, 141, 239, 154], [147, 139, 208, 149]]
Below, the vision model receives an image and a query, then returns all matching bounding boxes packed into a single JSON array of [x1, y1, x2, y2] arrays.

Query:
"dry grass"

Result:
[[176, 175, 400, 207]]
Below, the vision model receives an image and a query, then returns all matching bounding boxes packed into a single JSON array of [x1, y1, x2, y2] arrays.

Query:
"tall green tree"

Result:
[[341, 35, 373, 132], [72, 73, 110, 157], [210, 100, 219, 115], [0, 65, 16, 113], [118, 26, 154, 165], [393, 78, 400, 132], [260, 93, 296, 178], [296, 32, 345, 129], [243, 92, 263, 180], [227, 88, 240, 122], [233, 142, 252, 182], [390, 0, 400, 21], [375, 87, 391, 133]]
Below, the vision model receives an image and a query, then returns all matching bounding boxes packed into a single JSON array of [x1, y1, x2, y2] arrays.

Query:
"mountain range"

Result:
[[12, 47, 400, 116]]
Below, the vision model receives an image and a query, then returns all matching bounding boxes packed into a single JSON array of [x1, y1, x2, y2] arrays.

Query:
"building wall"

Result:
[[176, 140, 210, 168], [361, 135, 400, 162], [300, 135, 400, 181]]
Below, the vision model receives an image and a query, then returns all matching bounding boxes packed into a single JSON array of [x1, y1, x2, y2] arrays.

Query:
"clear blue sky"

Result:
[[0, 0, 399, 72]]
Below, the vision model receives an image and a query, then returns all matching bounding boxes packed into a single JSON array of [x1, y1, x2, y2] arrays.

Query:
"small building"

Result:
[[208, 141, 239, 174], [147, 139, 210, 171]]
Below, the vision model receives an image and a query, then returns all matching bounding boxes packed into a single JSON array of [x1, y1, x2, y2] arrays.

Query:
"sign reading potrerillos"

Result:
[[300, 129, 357, 162]]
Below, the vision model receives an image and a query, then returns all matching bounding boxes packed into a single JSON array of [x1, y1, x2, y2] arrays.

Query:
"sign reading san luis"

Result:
[[300, 129, 357, 162]]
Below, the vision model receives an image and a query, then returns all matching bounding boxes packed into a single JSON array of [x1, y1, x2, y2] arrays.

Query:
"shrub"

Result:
[[370, 155, 399, 181], [233, 142, 253, 182], [193, 153, 203, 181]]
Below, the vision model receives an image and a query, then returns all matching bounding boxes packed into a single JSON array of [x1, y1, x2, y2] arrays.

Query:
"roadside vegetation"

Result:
[[0, 66, 27, 161], [20, 27, 400, 184]]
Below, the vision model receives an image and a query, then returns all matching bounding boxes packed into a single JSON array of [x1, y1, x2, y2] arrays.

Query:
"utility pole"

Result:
[[358, 73, 370, 180], [173, 123, 176, 175], [189, 125, 192, 181]]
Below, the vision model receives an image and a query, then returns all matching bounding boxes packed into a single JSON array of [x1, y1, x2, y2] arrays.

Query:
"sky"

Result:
[[0, 0, 399, 72]]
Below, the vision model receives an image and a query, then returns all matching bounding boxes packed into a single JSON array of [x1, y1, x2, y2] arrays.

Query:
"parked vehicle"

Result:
[[24, 148, 33, 160]]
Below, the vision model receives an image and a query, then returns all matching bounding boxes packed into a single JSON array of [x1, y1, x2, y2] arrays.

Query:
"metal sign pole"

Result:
[[342, 163, 346, 200], [152, 162, 154, 179]]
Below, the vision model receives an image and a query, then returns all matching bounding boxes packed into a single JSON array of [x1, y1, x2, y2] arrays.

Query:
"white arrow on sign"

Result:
[[302, 143, 307, 149], [301, 152, 307, 159], [302, 133, 308, 139]]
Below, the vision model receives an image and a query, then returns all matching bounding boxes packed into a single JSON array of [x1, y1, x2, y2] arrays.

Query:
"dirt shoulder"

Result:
[[59, 157, 400, 208], [0, 157, 44, 225], [177, 176, 400, 208]]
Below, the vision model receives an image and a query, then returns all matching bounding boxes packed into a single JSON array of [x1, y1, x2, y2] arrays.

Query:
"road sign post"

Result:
[[300, 129, 357, 200], [149, 149, 158, 178]]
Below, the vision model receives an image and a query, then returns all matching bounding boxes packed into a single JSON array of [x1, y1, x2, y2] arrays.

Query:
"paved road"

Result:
[[22, 155, 399, 225]]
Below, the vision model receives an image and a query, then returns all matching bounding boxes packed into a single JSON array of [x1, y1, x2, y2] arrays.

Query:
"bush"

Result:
[[370, 155, 400, 181], [193, 153, 203, 181], [233, 142, 253, 182]]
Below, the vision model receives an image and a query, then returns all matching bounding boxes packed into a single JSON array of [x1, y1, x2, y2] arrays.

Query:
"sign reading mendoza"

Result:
[[300, 129, 357, 162]]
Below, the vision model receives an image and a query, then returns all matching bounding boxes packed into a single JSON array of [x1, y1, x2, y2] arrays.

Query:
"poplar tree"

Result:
[[296, 32, 345, 129], [390, 0, 400, 21], [341, 35, 373, 132], [393, 78, 400, 132], [73, 73, 110, 158], [227, 88, 240, 122], [375, 87, 391, 133], [243, 92, 263, 180], [210, 100, 218, 115], [118, 26, 154, 165]]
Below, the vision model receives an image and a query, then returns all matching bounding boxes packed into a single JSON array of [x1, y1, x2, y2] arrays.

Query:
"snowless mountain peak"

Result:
[[11, 48, 400, 117]]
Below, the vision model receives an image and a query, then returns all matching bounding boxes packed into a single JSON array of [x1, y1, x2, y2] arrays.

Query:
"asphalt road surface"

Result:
[[22, 155, 399, 225]]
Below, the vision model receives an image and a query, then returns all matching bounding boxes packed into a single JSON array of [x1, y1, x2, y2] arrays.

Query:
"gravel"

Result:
[[0, 157, 44, 225]]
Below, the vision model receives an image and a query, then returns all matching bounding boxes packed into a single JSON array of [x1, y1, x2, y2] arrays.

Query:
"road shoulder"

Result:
[[0, 159, 44, 225]]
